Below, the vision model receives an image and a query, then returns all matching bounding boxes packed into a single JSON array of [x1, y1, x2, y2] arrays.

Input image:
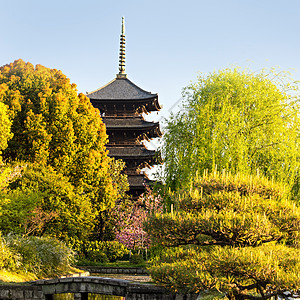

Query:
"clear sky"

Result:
[[2, 0, 300, 128]]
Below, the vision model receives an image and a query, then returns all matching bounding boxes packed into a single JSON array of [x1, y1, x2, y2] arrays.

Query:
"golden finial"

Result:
[[117, 16, 127, 78]]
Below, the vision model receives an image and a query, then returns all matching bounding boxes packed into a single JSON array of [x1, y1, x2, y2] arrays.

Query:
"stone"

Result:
[[54, 283, 66, 293], [74, 293, 82, 300], [79, 282, 87, 292], [34, 289, 46, 299], [0, 289, 10, 299], [11, 289, 24, 299], [59, 277, 74, 283], [24, 289, 33, 299]]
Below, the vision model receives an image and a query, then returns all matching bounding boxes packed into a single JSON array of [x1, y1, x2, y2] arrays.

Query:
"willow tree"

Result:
[[162, 68, 300, 192], [0, 59, 128, 239]]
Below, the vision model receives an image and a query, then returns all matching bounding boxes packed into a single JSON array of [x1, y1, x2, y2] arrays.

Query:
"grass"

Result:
[[0, 269, 37, 284], [0, 266, 85, 284]]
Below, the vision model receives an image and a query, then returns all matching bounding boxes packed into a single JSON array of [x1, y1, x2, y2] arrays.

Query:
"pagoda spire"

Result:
[[117, 17, 127, 78]]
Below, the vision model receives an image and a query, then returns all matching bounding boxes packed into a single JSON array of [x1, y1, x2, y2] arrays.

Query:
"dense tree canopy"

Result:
[[0, 59, 128, 240], [0, 102, 12, 160], [0, 59, 127, 209], [162, 68, 300, 192], [146, 171, 300, 299], [148, 67, 300, 297], [1, 163, 96, 239]]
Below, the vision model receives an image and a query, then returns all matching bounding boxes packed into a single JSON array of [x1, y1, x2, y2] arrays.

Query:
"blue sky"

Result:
[[2, 0, 300, 120]]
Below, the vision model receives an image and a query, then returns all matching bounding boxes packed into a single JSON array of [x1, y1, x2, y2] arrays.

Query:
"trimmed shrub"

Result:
[[67, 238, 129, 263], [146, 171, 300, 298], [129, 253, 144, 265], [85, 250, 109, 263], [84, 241, 128, 262]]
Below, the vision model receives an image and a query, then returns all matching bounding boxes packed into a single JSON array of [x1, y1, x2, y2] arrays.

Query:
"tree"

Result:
[[145, 171, 300, 299], [162, 68, 300, 192], [0, 60, 128, 236], [0, 163, 96, 240], [115, 187, 163, 250], [89, 159, 129, 240], [0, 101, 13, 161]]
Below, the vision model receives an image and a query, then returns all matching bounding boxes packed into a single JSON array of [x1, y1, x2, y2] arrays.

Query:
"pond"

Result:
[[54, 294, 125, 300]]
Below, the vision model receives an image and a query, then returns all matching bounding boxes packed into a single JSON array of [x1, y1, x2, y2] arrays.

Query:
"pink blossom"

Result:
[[115, 187, 163, 250]]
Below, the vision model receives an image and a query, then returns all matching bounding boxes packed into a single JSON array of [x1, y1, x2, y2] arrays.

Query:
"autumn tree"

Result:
[[146, 171, 300, 299], [162, 68, 300, 193], [0, 59, 128, 239], [0, 101, 13, 161]]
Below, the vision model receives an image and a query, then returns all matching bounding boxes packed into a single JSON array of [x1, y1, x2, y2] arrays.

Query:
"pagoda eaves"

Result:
[[87, 77, 158, 100], [87, 17, 162, 198]]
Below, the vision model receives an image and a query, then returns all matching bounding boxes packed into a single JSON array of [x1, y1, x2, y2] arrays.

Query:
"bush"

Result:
[[86, 250, 109, 263], [129, 253, 144, 265], [84, 241, 128, 262], [0, 233, 21, 271], [5, 234, 75, 277], [67, 238, 129, 263]]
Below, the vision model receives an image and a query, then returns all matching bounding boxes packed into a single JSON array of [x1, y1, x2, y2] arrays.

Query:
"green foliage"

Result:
[[0, 188, 43, 235], [129, 253, 145, 265], [5, 234, 75, 277], [0, 162, 96, 240], [0, 164, 47, 236], [0, 59, 128, 231], [85, 250, 109, 264], [162, 67, 300, 193], [0, 59, 131, 279], [67, 238, 129, 263], [0, 102, 13, 161], [146, 171, 300, 299], [9, 163, 96, 240], [0, 234, 75, 277], [149, 244, 300, 296], [0, 233, 21, 271], [147, 171, 295, 248], [0, 164, 23, 191]]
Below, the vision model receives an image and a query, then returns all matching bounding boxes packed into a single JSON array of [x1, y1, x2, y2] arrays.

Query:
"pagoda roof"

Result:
[[103, 117, 160, 130], [87, 77, 157, 101], [127, 174, 152, 188], [107, 146, 156, 158]]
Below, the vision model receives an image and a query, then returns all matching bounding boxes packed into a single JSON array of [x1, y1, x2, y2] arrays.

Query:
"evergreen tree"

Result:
[[146, 171, 300, 299]]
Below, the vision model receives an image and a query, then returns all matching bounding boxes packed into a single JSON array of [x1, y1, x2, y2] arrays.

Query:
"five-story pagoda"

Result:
[[87, 17, 162, 198]]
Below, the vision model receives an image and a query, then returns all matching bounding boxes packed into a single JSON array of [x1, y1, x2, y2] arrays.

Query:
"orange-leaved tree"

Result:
[[0, 59, 128, 239]]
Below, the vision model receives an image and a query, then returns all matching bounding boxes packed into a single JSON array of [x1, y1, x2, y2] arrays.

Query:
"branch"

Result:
[[250, 142, 281, 158], [235, 283, 258, 291]]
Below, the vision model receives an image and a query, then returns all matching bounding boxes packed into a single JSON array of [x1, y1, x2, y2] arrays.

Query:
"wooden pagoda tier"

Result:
[[88, 77, 161, 115], [103, 116, 162, 144], [87, 77, 162, 198], [87, 17, 162, 198]]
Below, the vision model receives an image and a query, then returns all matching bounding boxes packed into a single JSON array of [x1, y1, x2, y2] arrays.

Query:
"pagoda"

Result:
[[86, 17, 162, 198]]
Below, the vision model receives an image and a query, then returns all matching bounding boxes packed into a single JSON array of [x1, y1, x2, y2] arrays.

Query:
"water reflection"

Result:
[[54, 294, 125, 300]]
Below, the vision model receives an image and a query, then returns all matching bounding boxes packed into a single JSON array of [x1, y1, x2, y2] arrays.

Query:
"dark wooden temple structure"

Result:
[[87, 17, 162, 198]]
